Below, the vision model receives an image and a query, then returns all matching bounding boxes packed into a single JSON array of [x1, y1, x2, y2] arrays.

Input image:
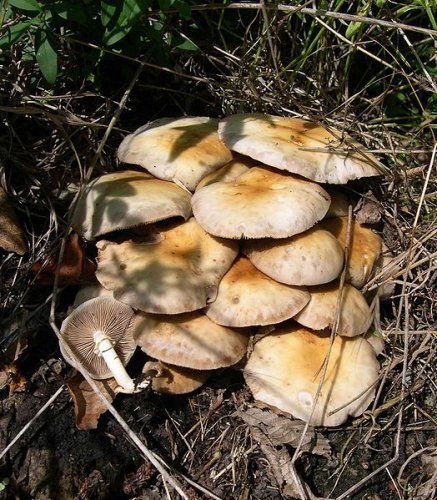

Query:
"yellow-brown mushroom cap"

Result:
[[320, 216, 382, 288], [72, 170, 192, 240], [244, 226, 344, 286], [244, 325, 380, 426], [133, 312, 249, 370], [206, 256, 310, 327], [96, 218, 239, 314], [218, 114, 385, 184], [0, 186, 27, 255], [196, 155, 255, 189], [293, 281, 372, 337], [192, 166, 331, 239], [117, 117, 232, 191], [143, 360, 210, 394]]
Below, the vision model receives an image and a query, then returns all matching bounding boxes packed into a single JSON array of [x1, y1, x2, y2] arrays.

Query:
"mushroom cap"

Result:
[[293, 282, 372, 337], [133, 312, 249, 370], [218, 114, 384, 184], [96, 218, 239, 314], [320, 216, 382, 288], [325, 188, 350, 218], [244, 325, 380, 426], [192, 166, 331, 239], [0, 185, 27, 255], [72, 284, 114, 310], [244, 226, 344, 286], [196, 155, 255, 189], [72, 170, 192, 240], [206, 256, 310, 327], [363, 330, 385, 355], [60, 297, 136, 380], [117, 117, 233, 191], [143, 360, 210, 394]]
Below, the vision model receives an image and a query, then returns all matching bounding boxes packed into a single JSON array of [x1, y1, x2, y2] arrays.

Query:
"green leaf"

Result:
[[174, 0, 191, 20], [103, 0, 151, 46], [8, 0, 41, 11], [0, 21, 31, 49], [52, 1, 88, 25], [35, 29, 58, 85], [101, 0, 118, 27], [173, 36, 199, 51]]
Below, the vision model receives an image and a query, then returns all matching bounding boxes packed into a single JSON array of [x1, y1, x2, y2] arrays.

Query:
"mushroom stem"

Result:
[[93, 330, 136, 394]]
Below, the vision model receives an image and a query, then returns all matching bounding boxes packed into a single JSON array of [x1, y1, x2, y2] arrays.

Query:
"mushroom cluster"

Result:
[[60, 114, 386, 426]]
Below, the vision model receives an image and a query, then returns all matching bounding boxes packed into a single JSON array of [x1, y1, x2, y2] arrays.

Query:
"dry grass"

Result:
[[0, 2, 436, 498]]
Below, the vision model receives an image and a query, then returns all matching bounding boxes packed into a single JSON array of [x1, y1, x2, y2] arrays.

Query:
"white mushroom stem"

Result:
[[93, 330, 136, 394]]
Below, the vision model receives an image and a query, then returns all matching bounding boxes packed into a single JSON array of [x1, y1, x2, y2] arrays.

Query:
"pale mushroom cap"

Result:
[[244, 226, 344, 286], [363, 330, 385, 355], [60, 297, 136, 379], [206, 256, 310, 327], [0, 186, 27, 255], [294, 282, 372, 337], [325, 188, 351, 218], [218, 114, 384, 184], [96, 218, 239, 314], [117, 117, 233, 191], [133, 312, 249, 370], [244, 326, 380, 426], [320, 216, 382, 288], [192, 166, 331, 239], [196, 155, 255, 189], [72, 284, 114, 310], [143, 360, 210, 394], [72, 170, 192, 240]]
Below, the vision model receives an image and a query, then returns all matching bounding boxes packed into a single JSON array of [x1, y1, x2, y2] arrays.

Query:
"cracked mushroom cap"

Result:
[[206, 256, 310, 327], [244, 226, 344, 286], [196, 155, 255, 189], [143, 360, 210, 394], [0, 185, 27, 255], [244, 325, 380, 426], [192, 166, 331, 239], [96, 218, 239, 314], [59, 296, 136, 379], [320, 216, 382, 288], [218, 114, 385, 184], [133, 312, 249, 370], [117, 117, 232, 191], [294, 281, 372, 337], [72, 170, 192, 240]]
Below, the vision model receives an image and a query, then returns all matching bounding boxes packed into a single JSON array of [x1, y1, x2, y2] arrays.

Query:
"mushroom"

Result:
[[72, 170, 192, 240], [133, 311, 249, 370], [195, 155, 255, 189], [205, 256, 310, 327], [218, 113, 385, 184], [192, 165, 331, 239], [293, 281, 372, 337], [320, 216, 382, 288], [243, 226, 344, 286], [0, 185, 27, 255], [60, 296, 148, 394], [244, 325, 380, 426], [72, 284, 114, 310], [95, 218, 239, 314], [142, 360, 210, 395], [117, 117, 233, 191]]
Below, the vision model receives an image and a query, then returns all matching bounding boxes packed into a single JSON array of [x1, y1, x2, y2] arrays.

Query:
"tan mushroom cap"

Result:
[[244, 325, 380, 426], [294, 282, 372, 337], [117, 117, 233, 191], [133, 312, 249, 370], [143, 360, 210, 394], [60, 296, 136, 380], [72, 170, 192, 240], [325, 188, 350, 218], [192, 166, 331, 239], [0, 186, 27, 255], [218, 114, 384, 184], [244, 226, 344, 286], [206, 256, 310, 327], [320, 216, 382, 288], [363, 330, 385, 355], [196, 155, 255, 189], [96, 218, 239, 314]]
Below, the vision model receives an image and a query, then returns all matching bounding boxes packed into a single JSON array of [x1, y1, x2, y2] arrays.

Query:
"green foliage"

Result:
[[0, 0, 198, 87]]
